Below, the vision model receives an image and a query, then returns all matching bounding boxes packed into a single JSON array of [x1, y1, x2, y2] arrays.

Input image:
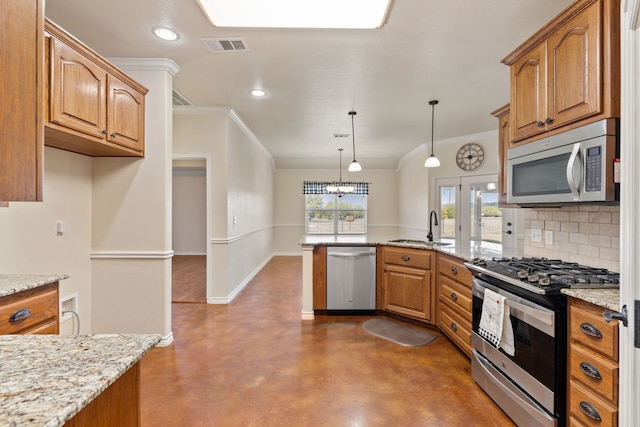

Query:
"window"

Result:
[[436, 175, 503, 246], [305, 193, 367, 234]]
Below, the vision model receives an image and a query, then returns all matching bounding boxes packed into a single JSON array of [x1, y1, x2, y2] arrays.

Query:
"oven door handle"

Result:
[[506, 299, 554, 327]]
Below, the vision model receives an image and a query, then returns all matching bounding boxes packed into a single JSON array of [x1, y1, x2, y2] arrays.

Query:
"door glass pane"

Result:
[[439, 185, 456, 240], [470, 182, 502, 244]]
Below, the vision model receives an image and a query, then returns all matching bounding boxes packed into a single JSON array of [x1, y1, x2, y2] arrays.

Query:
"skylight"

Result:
[[196, 0, 394, 29]]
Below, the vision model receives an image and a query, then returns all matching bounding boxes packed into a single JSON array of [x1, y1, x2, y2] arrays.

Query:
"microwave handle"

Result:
[[566, 142, 582, 201]]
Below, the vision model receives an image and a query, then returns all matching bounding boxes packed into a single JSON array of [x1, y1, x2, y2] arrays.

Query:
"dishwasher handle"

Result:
[[328, 252, 376, 258]]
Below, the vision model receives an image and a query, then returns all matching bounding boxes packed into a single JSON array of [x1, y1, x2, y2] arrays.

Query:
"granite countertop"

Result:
[[0, 333, 161, 427], [562, 288, 620, 312], [0, 274, 69, 298], [299, 234, 524, 262]]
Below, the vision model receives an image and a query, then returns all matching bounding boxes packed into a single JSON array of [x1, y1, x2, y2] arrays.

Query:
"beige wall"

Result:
[[91, 60, 177, 343], [173, 108, 274, 301], [0, 147, 92, 334], [272, 169, 399, 254], [172, 169, 207, 255]]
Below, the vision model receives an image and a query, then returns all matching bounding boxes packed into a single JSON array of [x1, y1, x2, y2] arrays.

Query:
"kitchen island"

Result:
[[0, 333, 160, 426], [299, 234, 523, 320]]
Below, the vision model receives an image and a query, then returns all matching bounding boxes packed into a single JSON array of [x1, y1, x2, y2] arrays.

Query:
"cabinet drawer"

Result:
[[569, 379, 618, 427], [569, 299, 618, 360], [438, 255, 473, 284], [569, 343, 618, 404], [0, 284, 59, 334], [439, 304, 472, 357], [384, 247, 432, 269], [439, 276, 472, 322]]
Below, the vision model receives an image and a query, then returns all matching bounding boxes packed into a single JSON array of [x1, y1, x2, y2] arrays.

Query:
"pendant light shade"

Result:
[[424, 100, 441, 168], [326, 149, 354, 196], [347, 111, 362, 172]]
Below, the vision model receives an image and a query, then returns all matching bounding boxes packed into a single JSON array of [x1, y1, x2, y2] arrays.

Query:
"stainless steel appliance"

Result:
[[326, 246, 376, 313], [507, 119, 619, 206], [465, 257, 620, 427]]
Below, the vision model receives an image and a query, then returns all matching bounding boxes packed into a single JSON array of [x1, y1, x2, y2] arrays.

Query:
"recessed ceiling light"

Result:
[[196, 0, 394, 29], [250, 89, 267, 97], [153, 26, 180, 41]]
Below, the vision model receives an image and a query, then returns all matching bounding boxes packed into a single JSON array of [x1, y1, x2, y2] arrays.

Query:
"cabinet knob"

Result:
[[578, 401, 602, 421], [9, 308, 31, 322], [450, 322, 457, 332], [545, 117, 553, 125], [537, 121, 545, 128], [401, 255, 410, 262], [450, 267, 458, 275], [579, 322, 603, 339], [102, 129, 108, 135], [450, 292, 458, 301], [110, 133, 117, 138]]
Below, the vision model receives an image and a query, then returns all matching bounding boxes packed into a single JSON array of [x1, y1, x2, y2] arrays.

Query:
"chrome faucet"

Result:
[[427, 210, 439, 242]]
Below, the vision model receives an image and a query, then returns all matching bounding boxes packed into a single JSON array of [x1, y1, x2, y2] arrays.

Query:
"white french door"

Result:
[[435, 174, 506, 246]]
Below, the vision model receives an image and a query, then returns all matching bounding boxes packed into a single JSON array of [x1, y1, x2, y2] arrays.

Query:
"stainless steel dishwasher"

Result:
[[326, 246, 376, 313]]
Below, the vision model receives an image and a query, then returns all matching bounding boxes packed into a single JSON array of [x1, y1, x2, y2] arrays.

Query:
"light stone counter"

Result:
[[562, 288, 620, 312], [0, 274, 69, 297], [0, 333, 161, 427]]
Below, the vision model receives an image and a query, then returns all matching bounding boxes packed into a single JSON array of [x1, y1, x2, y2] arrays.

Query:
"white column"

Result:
[[301, 245, 315, 320]]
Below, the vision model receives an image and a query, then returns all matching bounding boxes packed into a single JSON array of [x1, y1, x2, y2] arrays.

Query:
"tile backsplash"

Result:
[[523, 205, 620, 272]]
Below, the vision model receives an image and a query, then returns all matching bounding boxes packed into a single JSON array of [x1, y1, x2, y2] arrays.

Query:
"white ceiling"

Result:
[[45, 0, 573, 170]]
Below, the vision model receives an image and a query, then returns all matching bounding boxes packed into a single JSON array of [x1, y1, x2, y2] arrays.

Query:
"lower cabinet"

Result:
[[567, 297, 619, 426], [436, 254, 473, 357], [0, 282, 59, 334], [381, 246, 434, 322]]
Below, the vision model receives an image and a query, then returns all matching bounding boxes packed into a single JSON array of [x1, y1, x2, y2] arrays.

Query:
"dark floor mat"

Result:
[[362, 318, 438, 347]]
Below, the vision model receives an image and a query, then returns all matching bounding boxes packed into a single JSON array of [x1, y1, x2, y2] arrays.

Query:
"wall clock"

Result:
[[456, 142, 485, 171]]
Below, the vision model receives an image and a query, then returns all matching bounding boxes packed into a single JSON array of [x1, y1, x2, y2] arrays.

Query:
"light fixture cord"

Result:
[[431, 103, 435, 155], [338, 148, 343, 182], [351, 112, 357, 161]]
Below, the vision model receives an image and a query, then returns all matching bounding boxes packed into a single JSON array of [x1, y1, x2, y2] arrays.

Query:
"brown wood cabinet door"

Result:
[[546, 0, 601, 129], [383, 264, 431, 321], [491, 104, 513, 207], [49, 38, 107, 140], [510, 43, 546, 142], [107, 74, 145, 153], [0, 0, 43, 201]]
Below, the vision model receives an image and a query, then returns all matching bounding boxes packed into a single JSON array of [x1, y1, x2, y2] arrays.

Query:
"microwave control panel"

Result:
[[585, 146, 602, 192]]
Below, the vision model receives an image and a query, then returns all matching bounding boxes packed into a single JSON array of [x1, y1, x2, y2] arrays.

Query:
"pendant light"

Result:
[[347, 111, 362, 172], [424, 100, 441, 168], [326, 149, 354, 196]]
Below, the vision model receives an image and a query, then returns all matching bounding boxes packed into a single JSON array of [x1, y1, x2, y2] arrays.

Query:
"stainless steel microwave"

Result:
[[507, 119, 619, 206]]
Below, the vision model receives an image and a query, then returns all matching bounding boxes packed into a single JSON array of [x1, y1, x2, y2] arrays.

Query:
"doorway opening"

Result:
[[172, 156, 210, 303]]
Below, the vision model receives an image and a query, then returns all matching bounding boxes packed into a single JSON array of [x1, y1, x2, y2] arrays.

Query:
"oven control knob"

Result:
[[517, 270, 529, 280], [527, 274, 540, 283]]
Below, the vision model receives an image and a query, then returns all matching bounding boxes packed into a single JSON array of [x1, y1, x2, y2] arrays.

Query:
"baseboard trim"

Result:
[[206, 254, 274, 304], [157, 332, 174, 347]]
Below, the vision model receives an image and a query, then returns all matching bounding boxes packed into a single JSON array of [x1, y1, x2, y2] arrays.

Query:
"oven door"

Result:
[[471, 278, 558, 415]]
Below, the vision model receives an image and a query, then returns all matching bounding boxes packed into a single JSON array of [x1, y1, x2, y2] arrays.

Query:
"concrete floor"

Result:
[[140, 256, 515, 426]]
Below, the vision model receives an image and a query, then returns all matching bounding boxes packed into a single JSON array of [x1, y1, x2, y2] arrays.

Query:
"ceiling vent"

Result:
[[333, 133, 350, 139], [172, 90, 193, 107], [202, 37, 249, 53]]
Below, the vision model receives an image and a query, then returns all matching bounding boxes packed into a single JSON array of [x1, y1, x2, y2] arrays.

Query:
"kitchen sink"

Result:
[[386, 239, 451, 247]]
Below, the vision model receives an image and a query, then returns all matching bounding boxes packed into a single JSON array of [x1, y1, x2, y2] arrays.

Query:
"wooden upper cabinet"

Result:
[[44, 19, 148, 157], [490, 104, 515, 207], [504, 0, 619, 145], [49, 38, 108, 140], [107, 74, 145, 152], [0, 0, 44, 202]]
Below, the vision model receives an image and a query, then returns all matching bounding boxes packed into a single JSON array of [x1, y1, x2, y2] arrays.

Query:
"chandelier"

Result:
[[326, 148, 354, 196]]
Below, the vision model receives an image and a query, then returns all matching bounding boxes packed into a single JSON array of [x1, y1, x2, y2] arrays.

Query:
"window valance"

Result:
[[303, 181, 369, 195]]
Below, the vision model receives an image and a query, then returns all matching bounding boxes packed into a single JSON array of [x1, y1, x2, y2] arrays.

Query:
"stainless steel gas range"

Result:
[[465, 257, 619, 427]]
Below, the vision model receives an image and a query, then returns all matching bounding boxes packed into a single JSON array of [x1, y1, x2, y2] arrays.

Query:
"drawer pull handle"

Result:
[[450, 322, 457, 332], [401, 255, 410, 262], [579, 362, 602, 380], [578, 401, 602, 421], [9, 308, 31, 323], [450, 267, 458, 274], [579, 322, 603, 339], [450, 292, 458, 301]]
